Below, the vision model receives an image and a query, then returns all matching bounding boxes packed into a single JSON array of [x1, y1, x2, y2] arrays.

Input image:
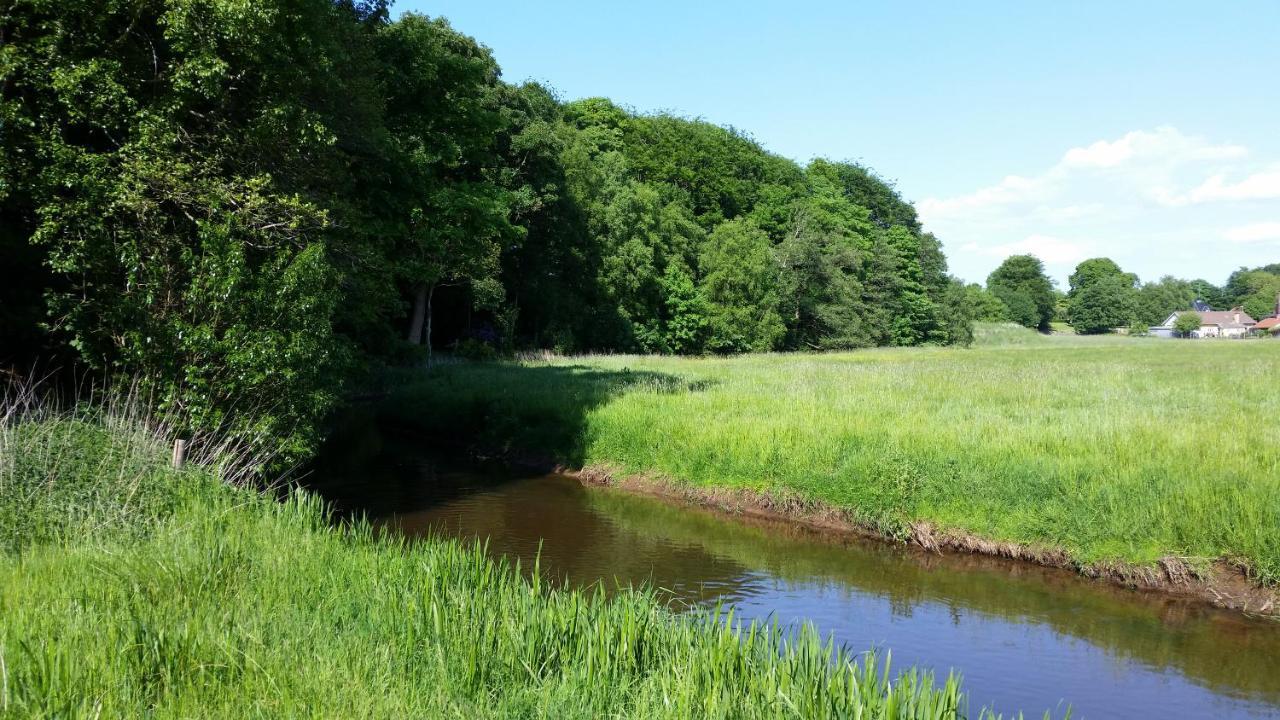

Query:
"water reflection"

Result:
[[306, 433, 1280, 720]]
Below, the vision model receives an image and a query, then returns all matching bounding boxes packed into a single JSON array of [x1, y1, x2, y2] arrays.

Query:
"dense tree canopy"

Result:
[[1135, 276, 1196, 327], [986, 255, 1056, 330], [1223, 266, 1280, 321], [0, 0, 975, 459], [1066, 258, 1138, 334]]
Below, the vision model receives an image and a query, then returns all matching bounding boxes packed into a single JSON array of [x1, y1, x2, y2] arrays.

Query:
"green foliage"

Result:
[[395, 339, 1280, 585], [987, 255, 1056, 330], [1173, 311, 1202, 337], [699, 220, 785, 353], [1135, 276, 1196, 327], [965, 284, 1012, 322], [1222, 266, 1280, 320], [1188, 279, 1225, 309], [1, 408, 991, 719], [1065, 258, 1138, 334], [2, 0, 975, 463]]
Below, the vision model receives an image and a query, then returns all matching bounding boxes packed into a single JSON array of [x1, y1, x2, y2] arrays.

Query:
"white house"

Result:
[[1153, 308, 1257, 338]]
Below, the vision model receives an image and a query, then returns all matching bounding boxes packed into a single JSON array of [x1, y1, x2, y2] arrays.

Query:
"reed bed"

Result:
[[386, 324, 1280, 584], [0, 394, 1027, 718]]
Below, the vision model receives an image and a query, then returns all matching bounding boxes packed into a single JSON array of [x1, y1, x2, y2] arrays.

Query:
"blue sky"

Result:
[[398, 1, 1280, 288]]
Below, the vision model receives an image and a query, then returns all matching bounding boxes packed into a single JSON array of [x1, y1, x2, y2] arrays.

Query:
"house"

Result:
[[1254, 293, 1280, 337], [1152, 307, 1257, 338]]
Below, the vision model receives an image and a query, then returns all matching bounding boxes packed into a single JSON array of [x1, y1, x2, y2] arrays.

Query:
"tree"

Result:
[[1069, 275, 1138, 334], [1173, 311, 1202, 338], [964, 284, 1011, 322], [378, 14, 516, 364], [1221, 267, 1280, 320], [1189, 279, 1225, 309], [1065, 258, 1138, 334], [775, 173, 873, 350], [987, 255, 1055, 330], [2, 0, 394, 460], [699, 220, 784, 353], [1135, 276, 1196, 327]]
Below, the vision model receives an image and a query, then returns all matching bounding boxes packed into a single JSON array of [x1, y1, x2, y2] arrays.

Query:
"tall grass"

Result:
[[385, 326, 1280, 584], [0, 393, 1022, 718]]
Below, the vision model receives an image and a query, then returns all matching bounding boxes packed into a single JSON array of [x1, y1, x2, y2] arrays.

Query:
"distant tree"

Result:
[[699, 219, 784, 353], [1070, 275, 1138, 334], [1066, 258, 1138, 334], [1136, 276, 1196, 327], [1189, 279, 1225, 309], [987, 255, 1055, 330], [964, 284, 1011, 322], [1221, 268, 1280, 320], [1173, 311, 1202, 338], [1052, 289, 1070, 324]]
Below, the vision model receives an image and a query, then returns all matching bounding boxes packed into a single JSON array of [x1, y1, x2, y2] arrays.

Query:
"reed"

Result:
[[1, 393, 1034, 718]]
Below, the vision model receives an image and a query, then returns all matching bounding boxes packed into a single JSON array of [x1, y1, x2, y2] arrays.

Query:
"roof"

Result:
[[1196, 309, 1257, 328], [1160, 308, 1258, 328], [1256, 317, 1280, 331]]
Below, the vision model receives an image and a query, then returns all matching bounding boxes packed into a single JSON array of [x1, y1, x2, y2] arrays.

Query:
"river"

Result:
[[306, 427, 1280, 719]]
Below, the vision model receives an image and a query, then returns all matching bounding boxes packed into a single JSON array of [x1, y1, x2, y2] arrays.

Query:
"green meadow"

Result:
[[1, 402, 1002, 719], [385, 325, 1280, 584]]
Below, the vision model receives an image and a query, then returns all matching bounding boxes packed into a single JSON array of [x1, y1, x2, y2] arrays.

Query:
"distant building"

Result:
[[1152, 308, 1257, 338], [1254, 293, 1280, 337]]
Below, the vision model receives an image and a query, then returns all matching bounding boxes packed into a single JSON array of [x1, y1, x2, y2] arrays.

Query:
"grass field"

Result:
[[1, 401, 1002, 718], [385, 324, 1280, 584]]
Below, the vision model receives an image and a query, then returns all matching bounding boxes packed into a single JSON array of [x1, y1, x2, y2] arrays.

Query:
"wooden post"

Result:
[[172, 439, 188, 469]]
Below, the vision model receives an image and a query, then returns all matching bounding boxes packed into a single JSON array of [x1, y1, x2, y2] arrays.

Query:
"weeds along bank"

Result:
[[0, 404, 1006, 719], [383, 326, 1280, 589]]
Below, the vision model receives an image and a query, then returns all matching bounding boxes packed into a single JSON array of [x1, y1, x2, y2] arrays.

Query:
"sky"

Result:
[[398, 1, 1280, 288]]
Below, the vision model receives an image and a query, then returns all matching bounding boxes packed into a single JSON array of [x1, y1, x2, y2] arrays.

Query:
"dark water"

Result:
[[307, 428, 1280, 720]]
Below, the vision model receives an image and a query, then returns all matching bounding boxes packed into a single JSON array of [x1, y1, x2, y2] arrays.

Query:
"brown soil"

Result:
[[568, 464, 1279, 617]]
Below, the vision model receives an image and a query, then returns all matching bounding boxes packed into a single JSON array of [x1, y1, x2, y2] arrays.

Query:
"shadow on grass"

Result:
[[358, 362, 708, 466], [306, 362, 708, 518]]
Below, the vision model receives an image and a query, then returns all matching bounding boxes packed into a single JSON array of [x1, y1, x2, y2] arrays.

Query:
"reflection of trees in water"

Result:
[[585, 487, 1280, 702], [390, 476, 760, 609], [307, 402, 1280, 706]]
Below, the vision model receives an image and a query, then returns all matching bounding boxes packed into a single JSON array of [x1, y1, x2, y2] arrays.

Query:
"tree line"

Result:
[[965, 255, 1280, 334], [0, 0, 971, 459]]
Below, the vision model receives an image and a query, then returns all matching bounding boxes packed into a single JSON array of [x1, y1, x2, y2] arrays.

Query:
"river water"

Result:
[[307, 428, 1280, 719]]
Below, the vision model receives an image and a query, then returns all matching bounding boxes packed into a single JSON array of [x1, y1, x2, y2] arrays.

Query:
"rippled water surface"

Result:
[[307, 429, 1280, 720]]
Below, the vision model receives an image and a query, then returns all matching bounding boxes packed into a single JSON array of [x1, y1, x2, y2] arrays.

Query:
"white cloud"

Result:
[[919, 126, 1280, 286], [1060, 126, 1245, 169], [1223, 222, 1280, 244], [917, 175, 1038, 216], [919, 127, 1248, 225], [1180, 168, 1280, 205]]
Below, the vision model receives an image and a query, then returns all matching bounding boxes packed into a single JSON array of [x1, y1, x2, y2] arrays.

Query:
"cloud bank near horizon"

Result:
[[920, 126, 1280, 288]]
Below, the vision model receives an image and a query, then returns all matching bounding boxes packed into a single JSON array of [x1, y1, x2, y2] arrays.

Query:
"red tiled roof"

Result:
[[1256, 317, 1280, 330]]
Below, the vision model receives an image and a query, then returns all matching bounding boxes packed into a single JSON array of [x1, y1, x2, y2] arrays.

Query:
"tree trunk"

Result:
[[425, 284, 434, 368], [407, 284, 428, 345]]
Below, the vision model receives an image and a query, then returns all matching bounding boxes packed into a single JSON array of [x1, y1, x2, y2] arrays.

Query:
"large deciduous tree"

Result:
[[987, 255, 1056, 330], [699, 219, 784, 353], [1066, 258, 1138, 334]]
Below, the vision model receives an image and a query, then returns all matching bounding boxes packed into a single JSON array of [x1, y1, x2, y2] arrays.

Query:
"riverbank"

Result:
[[569, 465, 1278, 615], [1, 406, 996, 718], [379, 325, 1280, 612]]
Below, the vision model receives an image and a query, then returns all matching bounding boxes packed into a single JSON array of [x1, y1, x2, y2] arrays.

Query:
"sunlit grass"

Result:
[[391, 324, 1280, 583], [0, 398, 1019, 718]]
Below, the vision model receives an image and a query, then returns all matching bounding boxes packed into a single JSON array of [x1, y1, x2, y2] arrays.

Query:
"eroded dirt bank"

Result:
[[568, 464, 1279, 617]]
